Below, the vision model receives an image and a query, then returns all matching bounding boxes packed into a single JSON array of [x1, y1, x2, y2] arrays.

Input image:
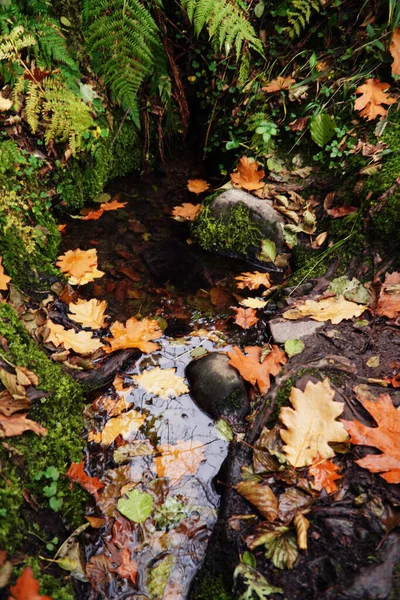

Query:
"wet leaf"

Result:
[[66, 460, 105, 498], [0, 257, 11, 290], [56, 248, 104, 286], [235, 271, 272, 291], [284, 339, 304, 358], [354, 79, 397, 120], [278, 488, 313, 522], [283, 296, 366, 324], [279, 378, 348, 468], [147, 554, 175, 600], [233, 307, 259, 329], [171, 203, 202, 221], [113, 440, 155, 463], [235, 480, 279, 521], [309, 456, 342, 494], [0, 413, 47, 438], [187, 179, 210, 194], [262, 76, 296, 93], [79, 208, 104, 221], [132, 366, 189, 399], [253, 426, 287, 473], [228, 345, 287, 394], [104, 541, 137, 584], [239, 297, 268, 309], [117, 488, 153, 523], [104, 317, 163, 354], [342, 386, 400, 483], [154, 496, 187, 529], [215, 418, 234, 441], [88, 409, 146, 445], [45, 321, 104, 355], [154, 439, 205, 484], [293, 513, 309, 550], [376, 272, 400, 319], [264, 527, 299, 569], [68, 299, 108, 329], [100, 198, 127, 211], [230, 156, 265, 191], [233, 563, 283, 598], [9, 566, 52, 600], [389, 28, 400, 75]]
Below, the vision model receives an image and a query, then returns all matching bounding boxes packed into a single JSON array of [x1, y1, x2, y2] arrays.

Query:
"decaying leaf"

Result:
[[187, 179, 210, 194], [228, 345, 287, 394], [253, 426, 287, 473], [117, 488, 153, 523], [68, 299, 108, 329], [247, 524, 299, 569], [235, 271, 272, 291], [100, 198, 127, 211], [132, 366, 189, 399], [172, 203, 202, 221], [0, 257, 11, 291], [239, 297, 268, 309], [389, 28, 400, 76], [342, 386, 400, 483], [0, 412, 47, 438], [293, 513, 309, 550], [262, 76, 296, 93], [323, 192, 357, 218], [154, 439, 205, 484], [235, 480, 279, 521], [232, 307, 259, 329], [88, 409, 146, 445], [283, 295, 366, 324], [233, 563, 283, 597], [45, 320, 104, 354], [230, 157, 265, 191], [354, 79, 397, 120], [0, 96, 13, 111], [56, 248, 104, 286], [9, 567, 52, 600], [376, 272, 400, 319], [104, 317, 163, 354], [66, 460, 105, 498], [279, 378, 348, 468], [309, 456, 342, 494]]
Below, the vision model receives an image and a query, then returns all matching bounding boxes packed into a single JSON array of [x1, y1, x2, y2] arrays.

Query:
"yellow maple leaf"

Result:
[[282, 295, 366, 324], [133, 367, 189, 399], [230, 157, 265, 191], [279, 378, 348, 468], [0, 257, 11, 290], [235, 271, 272, 291], [354, 79, 397, 121], [68, 298, 108, 329], [154, 439, 205, 484], [239, 297, 268, 309], [171, 203, 202, 221], [88, 409, 146, 445], [45, 320, 104, 354], [187, 179, 210, 194], [104, 317, 163, 354], [389, 28, 400, 76], [56, 248, 104, 285]]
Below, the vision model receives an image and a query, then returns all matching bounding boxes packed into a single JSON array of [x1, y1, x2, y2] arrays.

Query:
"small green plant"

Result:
[[34, 466, 64, 512]]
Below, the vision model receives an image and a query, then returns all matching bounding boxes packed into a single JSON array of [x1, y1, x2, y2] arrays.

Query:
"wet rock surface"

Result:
[[269, 317, 325, 343], [185, 352, 249, 420]]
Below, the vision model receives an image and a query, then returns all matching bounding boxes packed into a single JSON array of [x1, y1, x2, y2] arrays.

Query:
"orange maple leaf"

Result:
[[9, 566, 52, 600], [354, 79, 397, 120], [233, 307, 259, 329], [390, 28, 400, 76], [235, 270, 272, 291], [68, 298, 108, 329], [0, 257, 11, 291], [230, 156, 265, 191], [309, 455, 342, 494], [187, 179, 210, 194], [376, 271, 400, 319], [104, 316, 163, 354], [80, 208, 104, 221], [45, 320, 104, 354], [101, 198, 128, 211], [66, 460, 105, 499], [154, 439, 205, 484], [172, 203, 202, 221], [262, 76, 296, 93], [342, 387, 400, 483], [228, 345, 287, 394], [56, 248, 104, 285]]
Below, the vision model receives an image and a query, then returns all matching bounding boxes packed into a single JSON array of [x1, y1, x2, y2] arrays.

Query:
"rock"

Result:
[[209, 189, 285, 254], [269, 318, 325, 344], [185, 353, 249, 420]]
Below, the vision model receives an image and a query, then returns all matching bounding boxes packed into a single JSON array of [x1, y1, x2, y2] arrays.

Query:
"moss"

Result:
[[268, 378, 294, 426], [191, 203, 261, 256], [190, 574, 233, 600], [0, 303, 88, 553]]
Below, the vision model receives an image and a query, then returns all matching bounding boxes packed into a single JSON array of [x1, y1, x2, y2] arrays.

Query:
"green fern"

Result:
[[181, 0, 263, 58], [285, 0, 320, 39], [0, 25, 36, 60]]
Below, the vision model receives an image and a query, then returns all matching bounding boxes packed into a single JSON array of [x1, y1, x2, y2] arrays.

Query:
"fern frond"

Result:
[[0, 25, 36, 60], [285, 0, 320, 39], [25, 80, 40, 133]]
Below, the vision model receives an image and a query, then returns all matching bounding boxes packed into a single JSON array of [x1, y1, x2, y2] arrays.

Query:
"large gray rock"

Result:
[[185, 352, 249, 420], [210, 188, 285, 254], [269, 318, 325, 344]]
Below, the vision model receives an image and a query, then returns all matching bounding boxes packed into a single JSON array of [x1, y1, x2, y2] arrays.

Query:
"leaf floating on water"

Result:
[[147, 554, 175, 600], [68, 298, 108, 329], [154, 439, 205, 484], [104, 317, 163, 354], [228, 345, 286, 394], [235, 271, 272, 291], [88, 410, 146, 446], [233, 307, 259, 329], [56, 248, 104, 286], [132, 366, 189, 399], [117, 488, 153, 523], [282, 296, 366, 324], [66, 460, 105, 498]]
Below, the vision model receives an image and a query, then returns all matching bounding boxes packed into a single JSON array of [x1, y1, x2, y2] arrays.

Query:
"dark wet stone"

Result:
[[185, 353, 249, 420]]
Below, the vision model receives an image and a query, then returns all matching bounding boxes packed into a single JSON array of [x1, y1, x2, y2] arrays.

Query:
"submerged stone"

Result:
[[185, 352, 249, 420]]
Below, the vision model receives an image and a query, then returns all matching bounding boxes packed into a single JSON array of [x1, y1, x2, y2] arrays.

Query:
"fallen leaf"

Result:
[[85, 516, 106, 528], [235, 271, 272, 290], [235, 480, 279, 520], [354, 79, 397, 120], [228, 345, 287, 394], [45, 320, 104, 355], [389, 28, 400, 76], [279, 378, 348, 468], [9, 566, 52, 600], [0, 412, 47, 437], [104, 317, 163, 354], [0, 390, 30, 416], [0, 257, 11, 291], [68, 299, 108, 329], [239, 297, 268, 309], [366, 355, 380, 368], [283, 296, 366, 324], [66, 460, 105, 498], [230, 156, 265, 191], [80, 208, 104, 221], [376, 271, 400, 319], [171, 203, 202, 221], [57, 224, 67, 233], [15, 367, 39, 387], [288, 116, 308, 131], [342, 386, 400, 483], [132, 366, 189, 399], [247, 525, 299, 569], [323, 192, 357, 218], [0, 96, 12, 111], [210, 287, 231, 306], [262, 76, 296, 93], [187, 179, 210, 194], [154, 439, 205, 484], [56, 249, 104, 286], [88, 410, 146, 445], [309, 456, 342, 494], [232, 307, 259, 329], [100, 198, 127, 211], [293, 513, 309, 550], [284, 339, 304, 358], [117, 488, 153, 523]]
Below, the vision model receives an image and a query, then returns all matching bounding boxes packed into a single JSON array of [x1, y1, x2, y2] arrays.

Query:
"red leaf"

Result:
[[66, 460, 105, 499], [9, 567, 52, 600]]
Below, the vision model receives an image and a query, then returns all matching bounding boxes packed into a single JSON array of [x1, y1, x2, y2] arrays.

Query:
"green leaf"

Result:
[[284, 339, 305, 358], [242, 551, 256, 568], [233, 563, 283, 598], [254, 1, 265, 18], [257, 238, 277, 263], [215, 418, 234, 441], [43, 481, 57, 497], [309, 113, 336, 147], [117, 489, 153, 523], [60, 16, 72, 27], [45, 466, 60, 481], [263, 528, 299, 569], [49, 496, 63, 512]]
